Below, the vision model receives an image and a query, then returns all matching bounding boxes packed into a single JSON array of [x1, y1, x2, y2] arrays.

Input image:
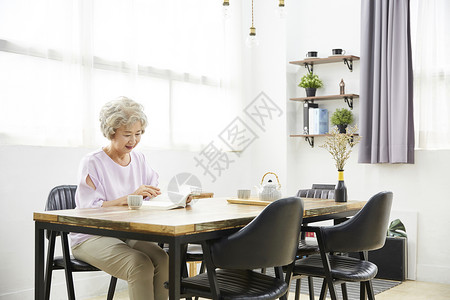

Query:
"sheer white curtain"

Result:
[[0, 0, 240, 149], [411, 0, 450, 149]]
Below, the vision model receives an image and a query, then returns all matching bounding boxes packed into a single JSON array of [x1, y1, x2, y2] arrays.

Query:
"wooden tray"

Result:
[[192, 192, 214, 199], [227, 197, 274, 206]]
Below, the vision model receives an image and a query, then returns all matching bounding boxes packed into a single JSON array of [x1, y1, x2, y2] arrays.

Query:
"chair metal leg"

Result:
[[359, 281, 367, 300], [366, 281, 375, 300], [324, 272, 338, 299], [341, 283, 348, 300], [106, 276, 117, 300], [275, 266, 289, 300], [319, 278, 328, 300], [61, 232, 76, 300], [308, 276, 315, 300], [44, 231, 57, 300], [202, 242, 221, 299], [328, 284, 338, 300], [193, 261, 205, 300], [182, 261, 189, 278], [294, 278, 301, 300]]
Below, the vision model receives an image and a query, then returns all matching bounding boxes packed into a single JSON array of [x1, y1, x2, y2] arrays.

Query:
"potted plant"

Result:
[[331, 108, 354, 133], [298, 72, 323, 97]]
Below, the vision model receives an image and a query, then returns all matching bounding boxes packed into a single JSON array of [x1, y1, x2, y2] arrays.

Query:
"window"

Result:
[[0, 0, 239, 149], [411, 0, 450, 149]]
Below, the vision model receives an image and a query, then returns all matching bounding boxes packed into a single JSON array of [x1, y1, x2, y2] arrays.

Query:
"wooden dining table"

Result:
[[33, 197, 366, 300]]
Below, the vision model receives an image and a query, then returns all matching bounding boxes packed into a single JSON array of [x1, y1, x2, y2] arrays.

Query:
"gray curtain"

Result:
[[359, 0, 415, 164]]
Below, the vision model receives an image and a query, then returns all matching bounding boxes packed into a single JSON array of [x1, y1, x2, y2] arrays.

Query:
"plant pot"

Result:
[[335, 170, 347, 202], [337, 124, 348, 133], [305, 88, 317, 97]]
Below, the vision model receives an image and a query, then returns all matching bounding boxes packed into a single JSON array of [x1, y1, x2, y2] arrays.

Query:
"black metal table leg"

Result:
[[35, 223, 45, 300], [168, 238, 182, 300]]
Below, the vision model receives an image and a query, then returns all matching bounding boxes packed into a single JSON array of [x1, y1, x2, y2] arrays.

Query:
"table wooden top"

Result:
[[33, 197, 366, 236]]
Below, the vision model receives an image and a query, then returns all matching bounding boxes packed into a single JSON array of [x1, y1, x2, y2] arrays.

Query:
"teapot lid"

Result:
[[263, 179, 279, 189]]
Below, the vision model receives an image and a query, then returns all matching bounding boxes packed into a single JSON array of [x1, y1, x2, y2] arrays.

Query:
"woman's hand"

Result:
[[101, 196, 128, 207], [102, 185, 161, 207], [133, 185, 161, 199]]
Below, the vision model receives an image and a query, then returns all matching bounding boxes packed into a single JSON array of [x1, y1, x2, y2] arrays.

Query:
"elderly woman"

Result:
[[70, 97, 168, 300]]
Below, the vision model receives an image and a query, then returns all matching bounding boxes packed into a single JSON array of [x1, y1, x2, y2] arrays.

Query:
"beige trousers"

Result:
[[72, 236, 168, 300]]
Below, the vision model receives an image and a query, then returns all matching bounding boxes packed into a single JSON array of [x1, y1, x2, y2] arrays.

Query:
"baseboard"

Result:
[[0, 274, 127, 300]]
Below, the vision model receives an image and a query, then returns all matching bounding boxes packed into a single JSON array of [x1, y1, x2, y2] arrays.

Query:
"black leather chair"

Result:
[[292, 240, 320, 300], [291, 186, 328, 300], [292, 191, 393, 300], [44, 185, 117, 300], [181, 197, 304, 300]]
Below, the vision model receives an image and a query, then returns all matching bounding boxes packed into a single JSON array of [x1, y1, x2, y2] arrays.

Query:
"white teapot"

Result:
[[257, 172, 282, 201]]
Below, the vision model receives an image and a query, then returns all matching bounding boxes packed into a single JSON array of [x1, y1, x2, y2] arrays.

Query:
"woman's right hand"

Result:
[[102, 185, 161, 207], [133, 185, 161, 199]]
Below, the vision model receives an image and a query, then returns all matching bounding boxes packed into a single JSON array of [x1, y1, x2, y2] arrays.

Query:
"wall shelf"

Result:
[[290, 94, 359, 109], [289, 54, 360, 147], [289, 55, 360, 72], [290, 133, 359, 148]]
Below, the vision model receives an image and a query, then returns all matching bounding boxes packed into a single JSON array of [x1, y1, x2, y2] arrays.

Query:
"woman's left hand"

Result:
[[133, 185, 161, 199]]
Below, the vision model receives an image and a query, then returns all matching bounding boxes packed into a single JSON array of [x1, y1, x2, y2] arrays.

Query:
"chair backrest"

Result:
[[46, 185, 77, 211], [321, 191, 393, 253], [210, 197, 304, 270], [297, 184, 336, 199], [45, 185, 77, 239]]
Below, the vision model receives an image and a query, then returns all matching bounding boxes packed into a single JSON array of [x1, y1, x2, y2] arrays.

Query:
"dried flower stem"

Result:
[[320, 125, 362, 171]]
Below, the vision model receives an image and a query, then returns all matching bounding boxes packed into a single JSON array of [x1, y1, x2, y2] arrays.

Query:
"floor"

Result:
[[86, 280, 450, 300]]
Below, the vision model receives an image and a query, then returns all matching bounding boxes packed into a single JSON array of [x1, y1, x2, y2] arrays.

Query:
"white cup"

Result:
[[127, 195, 143, 209], [237, 189, 251, 199]]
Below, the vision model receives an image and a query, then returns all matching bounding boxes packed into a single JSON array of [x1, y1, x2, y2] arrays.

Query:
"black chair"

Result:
[[292, 191, 393, 300], [290, 186, 327, 300], [181, 197, 304, 300], [292, 239, 320, 300], [44, 185, 117, 300]]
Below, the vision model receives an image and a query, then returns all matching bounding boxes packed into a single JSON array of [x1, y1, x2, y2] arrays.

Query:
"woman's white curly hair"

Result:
[[99, 96, 148, 140]]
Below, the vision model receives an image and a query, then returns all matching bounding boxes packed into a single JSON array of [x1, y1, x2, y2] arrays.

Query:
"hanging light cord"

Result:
[[251, 0, 254, 28]]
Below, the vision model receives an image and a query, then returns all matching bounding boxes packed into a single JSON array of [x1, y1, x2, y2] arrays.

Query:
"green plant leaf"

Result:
[[387, 219, 407, 238], [331, 108, 354, 125], [298, 72, 324, 88]]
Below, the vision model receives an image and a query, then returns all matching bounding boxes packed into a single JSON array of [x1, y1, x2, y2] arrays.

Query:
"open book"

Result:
[[142, 185, 201, 210]]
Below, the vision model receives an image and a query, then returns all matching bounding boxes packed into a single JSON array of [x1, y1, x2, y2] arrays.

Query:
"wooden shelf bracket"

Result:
[[343, 58, 353, 72]]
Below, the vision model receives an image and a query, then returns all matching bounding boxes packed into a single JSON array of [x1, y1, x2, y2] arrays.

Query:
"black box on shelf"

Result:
[[303, 102, 318, 134]]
